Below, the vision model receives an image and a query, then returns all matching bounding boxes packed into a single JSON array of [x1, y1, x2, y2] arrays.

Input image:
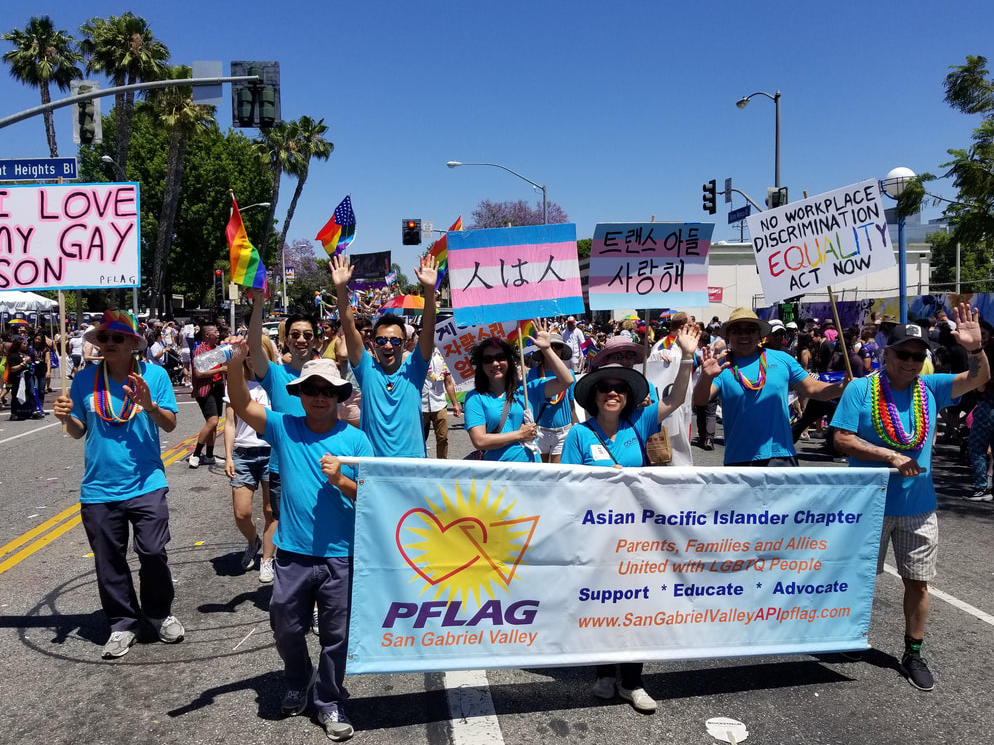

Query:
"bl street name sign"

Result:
[[0, 157, 77, 181]]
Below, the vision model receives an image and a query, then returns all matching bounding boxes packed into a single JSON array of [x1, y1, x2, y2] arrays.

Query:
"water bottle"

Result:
[[193, 344, 233, 373]]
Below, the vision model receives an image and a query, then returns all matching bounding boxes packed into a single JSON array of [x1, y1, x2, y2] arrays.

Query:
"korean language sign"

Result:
[[746, 179, 895, 304], [434, 316, 521, 392], [588, 222, 714, 310], [447, 224, 585, 326], [348, 459, 887, 673], [0, 182, 140, 290]]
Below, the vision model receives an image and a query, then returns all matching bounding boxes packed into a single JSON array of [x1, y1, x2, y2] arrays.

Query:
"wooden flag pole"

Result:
[[516, 323, 530, 415], [642, 309, 651, 376], [827, 286, 854, 380]]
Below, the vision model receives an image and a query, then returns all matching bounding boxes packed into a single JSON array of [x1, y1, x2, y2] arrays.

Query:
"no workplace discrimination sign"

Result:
[[745, 179, 895, 304], [0, 182, 140, 291]]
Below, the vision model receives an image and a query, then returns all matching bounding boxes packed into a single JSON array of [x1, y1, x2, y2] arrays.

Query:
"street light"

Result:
[[447, 160, 548, 224], [736, 90, 781, 189], [882, 166, 916, 324]]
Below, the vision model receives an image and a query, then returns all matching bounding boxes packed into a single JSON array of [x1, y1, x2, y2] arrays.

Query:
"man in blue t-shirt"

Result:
[[331, 253, 439, 457], [832, 308, 989, 693], [52, 310, 184, 660], [227, 341, 373, 741], [692, 307, 846, 466]]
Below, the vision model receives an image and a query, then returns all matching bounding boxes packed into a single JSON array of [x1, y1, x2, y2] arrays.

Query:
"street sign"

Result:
[[728, 204, 751, 224], [0, 157, 77, 181]]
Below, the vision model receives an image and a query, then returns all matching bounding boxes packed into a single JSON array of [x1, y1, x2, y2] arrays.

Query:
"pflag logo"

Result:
[[395, 480, 539, 607]]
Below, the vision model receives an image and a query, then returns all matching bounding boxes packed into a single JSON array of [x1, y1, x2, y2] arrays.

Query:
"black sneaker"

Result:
[[900, 651, 935, 691], [966, 489, 993, 502]]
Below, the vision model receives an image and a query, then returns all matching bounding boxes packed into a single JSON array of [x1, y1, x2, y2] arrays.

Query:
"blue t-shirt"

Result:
[[713, 349, 809, 464], [258, 362, 305, 474], [262, 411, 374, 557], [464, 379, 544, 462], [561, 414, 660, 467], [526, 368, 576, 428], [354, 348, 429, 457], [831, 374, 955, 516], [70, 362, 178, 504]]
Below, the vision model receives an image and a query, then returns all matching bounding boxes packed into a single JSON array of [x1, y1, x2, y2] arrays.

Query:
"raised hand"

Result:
[[675, 323, 702, 357], [699, 345, 730, 377], [123, 373, 153, 411], [244, 286, 264, 304], [225, 337, 249, 364], [527, 318, 552, 350], [330, 254, 354, 289], [414, 254, 438, 290], [951, 302, 982, 351]]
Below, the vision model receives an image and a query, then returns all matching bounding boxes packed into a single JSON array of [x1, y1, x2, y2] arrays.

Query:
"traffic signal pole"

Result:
[[0, 75, 261, 131]]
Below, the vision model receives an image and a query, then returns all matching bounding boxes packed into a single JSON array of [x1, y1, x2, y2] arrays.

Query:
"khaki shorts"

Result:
[[878, 512, 938, 581], [537, 424, 572, 455]]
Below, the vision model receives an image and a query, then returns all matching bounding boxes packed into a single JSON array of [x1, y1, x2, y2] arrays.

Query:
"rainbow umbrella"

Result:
[[8, 318, 30, 326], [379, 295, 425, 314]]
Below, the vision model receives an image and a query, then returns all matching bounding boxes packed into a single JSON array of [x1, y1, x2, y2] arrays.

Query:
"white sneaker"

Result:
[[148, 614, 185, 643], [259, 557, 275, 583], [188, 455, 200, 468], [240, 536, 261, 570], [101, 630, 136, 659], [617, 685, 657, 712], [592, 676, 616, 699]]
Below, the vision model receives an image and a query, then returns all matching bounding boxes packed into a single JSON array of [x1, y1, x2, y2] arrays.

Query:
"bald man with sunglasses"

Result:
[[832, 303, 990, 692]]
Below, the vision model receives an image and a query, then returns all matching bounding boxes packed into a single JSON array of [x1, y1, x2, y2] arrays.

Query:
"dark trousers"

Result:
[[271, 551, 352, 712], [694, 401, 717, 440], [79, 488, 174, 632], [596, 662, 644, 689]]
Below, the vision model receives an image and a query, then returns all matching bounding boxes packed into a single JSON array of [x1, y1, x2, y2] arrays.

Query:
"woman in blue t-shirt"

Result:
[[464, 320, 572, 462]]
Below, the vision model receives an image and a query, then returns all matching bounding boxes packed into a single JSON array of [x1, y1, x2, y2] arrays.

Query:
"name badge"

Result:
[[590, 444, 610, 461]]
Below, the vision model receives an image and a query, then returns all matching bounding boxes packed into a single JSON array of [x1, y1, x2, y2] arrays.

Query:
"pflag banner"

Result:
[[316, 195, 356, 258], [227, 194, 267, 289], [347, 459, 887, 674], [447, 224, 585, 326], [589, 222, 713, 310]]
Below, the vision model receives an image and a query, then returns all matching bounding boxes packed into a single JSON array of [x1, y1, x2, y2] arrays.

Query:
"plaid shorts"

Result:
[[878, 511, 938, 581]]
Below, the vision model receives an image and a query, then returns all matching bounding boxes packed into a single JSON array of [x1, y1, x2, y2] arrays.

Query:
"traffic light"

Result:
[[702, 180, 717, 215], [766, 186, 789, 209], [231, 61, 281, 129], [214, 270, 224, 304], [402, 218, 422, 245], [71, 80, 102, 145]]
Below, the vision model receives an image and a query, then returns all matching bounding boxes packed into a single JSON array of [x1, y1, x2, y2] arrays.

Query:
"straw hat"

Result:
[[719, 308, 771, 338]]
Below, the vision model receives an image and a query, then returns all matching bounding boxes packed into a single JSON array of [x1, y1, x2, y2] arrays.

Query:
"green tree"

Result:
[[926, 230, 994, 293], [2, 16, 83, 158], [276, 116, 334, 255], [146, 65, 214, 312], [254, 121, 300, 264], [577, 237, 592, 259], [79, 12, 168, 174]]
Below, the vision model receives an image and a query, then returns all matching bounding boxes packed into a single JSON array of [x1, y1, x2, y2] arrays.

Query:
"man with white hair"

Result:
[[561, 316, 585, 372]]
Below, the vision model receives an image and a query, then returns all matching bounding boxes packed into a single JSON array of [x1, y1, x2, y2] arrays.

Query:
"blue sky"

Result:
[[2, 0, 992, 273]]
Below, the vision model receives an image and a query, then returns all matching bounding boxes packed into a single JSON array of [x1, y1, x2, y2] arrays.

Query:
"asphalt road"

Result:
[[0, 391, 991, 745]]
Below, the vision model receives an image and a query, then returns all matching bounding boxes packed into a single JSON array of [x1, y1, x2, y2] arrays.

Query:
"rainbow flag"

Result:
[[506, 320, 536, 344], [580, 337, 597, 357], [226, 194, 267, 289], [316, 195, 356, 258], [427, 215, 462, 290]]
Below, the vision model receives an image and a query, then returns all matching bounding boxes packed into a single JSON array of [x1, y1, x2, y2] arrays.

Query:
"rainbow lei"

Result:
[[93, 358, 142, 424], [870, 373, 930, 450], [731, 350, 767, 391]]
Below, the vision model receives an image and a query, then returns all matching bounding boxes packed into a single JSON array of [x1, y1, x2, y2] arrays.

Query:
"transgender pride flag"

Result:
[[447, 223, 585, 326], [588, 222, 714, 310]]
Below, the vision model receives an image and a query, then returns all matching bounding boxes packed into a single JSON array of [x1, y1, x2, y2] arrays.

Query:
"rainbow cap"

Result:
[[83, 309, 147, 351]]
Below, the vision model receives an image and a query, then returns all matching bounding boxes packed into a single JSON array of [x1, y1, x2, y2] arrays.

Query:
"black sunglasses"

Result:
[[95, 332, 128, 344], [594, 381, 629, 395], [289, 331, 314, 340], [375, 336, 404, 347], [892, 349, 927, 363], [482, 353, 508, 364], [299, 382, 339, 398]]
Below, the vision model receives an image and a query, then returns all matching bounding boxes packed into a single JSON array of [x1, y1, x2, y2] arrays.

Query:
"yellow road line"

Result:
[[0, 502, 81, 561], [0, 514, 83, 575]]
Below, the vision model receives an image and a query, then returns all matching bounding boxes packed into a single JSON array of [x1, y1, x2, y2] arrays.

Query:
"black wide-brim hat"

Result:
[[574, 363, 649, 415]]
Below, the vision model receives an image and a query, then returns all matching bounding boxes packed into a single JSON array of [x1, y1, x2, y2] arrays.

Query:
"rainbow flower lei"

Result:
[[93, 357, 142, 424], [870, 373, 929, 450], [731, 350, 767, 391]]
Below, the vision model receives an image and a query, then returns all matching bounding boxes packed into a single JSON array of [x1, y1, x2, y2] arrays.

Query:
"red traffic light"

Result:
[[406, 221, 416, 229], [215, 270, 222, 276]]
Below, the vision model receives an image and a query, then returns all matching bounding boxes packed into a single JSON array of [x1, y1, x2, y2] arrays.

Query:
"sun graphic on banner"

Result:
[[395, 480, 539, 609]]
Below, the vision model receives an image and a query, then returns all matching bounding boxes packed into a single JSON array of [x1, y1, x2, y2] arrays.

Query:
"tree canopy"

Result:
[[470, 198, 568, 228]]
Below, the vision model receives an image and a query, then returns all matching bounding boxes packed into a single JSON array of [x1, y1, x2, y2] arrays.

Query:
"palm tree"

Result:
[[2, 16, 82, 158], [79, 12, 168, 174], [254, 121, 302, 264], [146, 65, 214, 313], [276, 116, 334, 254]]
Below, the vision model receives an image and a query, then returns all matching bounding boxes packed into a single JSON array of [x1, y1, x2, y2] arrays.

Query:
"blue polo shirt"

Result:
[[354, 348, 429, 457], [561, 415, 659, 467], [713, 349, 809, 464], [258, 362, 305, 474], [831, 374, 955, 516], [525, 368, 576, 428], [262, 411, 374, 557], [70, 363, 177, 504]]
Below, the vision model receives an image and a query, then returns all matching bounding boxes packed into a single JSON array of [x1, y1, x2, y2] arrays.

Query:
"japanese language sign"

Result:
[[434, 315, 522, 392], [588, 222, 714, 310], [348, 459, 886, 673], [447, 224, 585, 326], [746, 180, 895, 304], [0, 182, 140, 290]]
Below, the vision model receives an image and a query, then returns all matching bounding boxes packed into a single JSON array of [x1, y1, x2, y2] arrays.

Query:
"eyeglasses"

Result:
[[594, 381, 629, 395], [892, 349, 927, 363], [299, 382, 339, 398], [375, 336, 404, 347], [95, 332, 128, 344], [289, 331, 314, 340], [482, 353, 508, 364]]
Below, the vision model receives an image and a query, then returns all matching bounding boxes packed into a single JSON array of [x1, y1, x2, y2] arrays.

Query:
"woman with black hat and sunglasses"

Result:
[[464, 319, 572, 462]]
